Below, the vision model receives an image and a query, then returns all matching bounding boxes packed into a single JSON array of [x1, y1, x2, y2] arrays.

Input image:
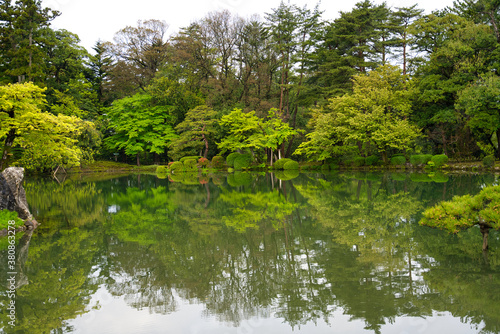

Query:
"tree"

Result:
[[296, 64, 421, 163], [420, 185, 500, 251], [0, 82, 95, 171], [1, 0, 59, 83], [217, 108, 263, 155], [169, 105, 219, 159], [104, 93, 177, 166], [109, 19, 170, 91], [456, 73, 500, 158]]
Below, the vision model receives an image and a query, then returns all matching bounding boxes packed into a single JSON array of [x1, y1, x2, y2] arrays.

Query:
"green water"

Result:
[[1, 172, 500, 334]]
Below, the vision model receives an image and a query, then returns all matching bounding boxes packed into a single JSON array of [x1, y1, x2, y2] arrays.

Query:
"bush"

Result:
[[183, 158, 198, 172], [410, 155, 425, 166], [421, 154, 433, 164], [211, 156, 225, 169], [180, 156, 202, 163], [234, 154, 252, 170], [365, 155, 379, 166], [226, 152, 241, 167], [198, 157, 209, 167], [170, 161, 184, 172], [431, 154, 448, 168], [352, 156, 365, 167], [483, 155, 495, 168], [283, 160, 299, 170], [390, 155, 406, 166], [273, 158, 293, 170], [156, 165, 168, 174]]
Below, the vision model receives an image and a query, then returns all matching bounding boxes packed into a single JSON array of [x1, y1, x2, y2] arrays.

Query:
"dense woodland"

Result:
[[1, 0, 500, 171]]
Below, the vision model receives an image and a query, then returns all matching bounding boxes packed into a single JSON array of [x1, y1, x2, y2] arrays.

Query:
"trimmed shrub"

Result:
[[234, 154, 252, 170], [283, 160, 299, 170], [180, 156, 202, 163], [431, 154, 448, 168], [352, 156, 365, 167], [410, 155, 425, 166], [390, 155, 406, 166], [198, 157, 209, 168], [211, 156, 225, 169], [183, 158, 198, 172], [226, 152, 241, 167], [170, 161, 184, 172], [483, 155, 495, 168], [365, 155, 379, 166], [156, 165, 168, 174], [273, 158, 293, 170], [421, 154, 433, 164]]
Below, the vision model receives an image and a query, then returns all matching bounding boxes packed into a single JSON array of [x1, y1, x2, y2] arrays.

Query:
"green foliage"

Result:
[[198, 157, 209, 168], [104, 93, 177, 165], [170, 161, 184, 172], [431, 154, 448, 168], [180, 156, 202, 163], [0, 82, 96, 171], [227, 172, 253, 187], [211, 156, 225, 169], [410, 154, 425, 166], [352, 157, 365, 167], [275, 170, 299, 180], [273, 158, 294, 170], [0, 209, 23, 230], [156, 165, 168, 174], [483, 155, 495, 168], [226, 152, 242, 167], [390, 155, 406, 166], [296, 65, 421, 162], [234, 154, 252, 170], [420, 185, 500, 237], [183, 158, 198, 172], [364, 155, 380, 166], [283, 160, 299, 170]]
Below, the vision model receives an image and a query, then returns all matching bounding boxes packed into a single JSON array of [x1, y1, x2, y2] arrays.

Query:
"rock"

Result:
[[0, 167, 33, 221]]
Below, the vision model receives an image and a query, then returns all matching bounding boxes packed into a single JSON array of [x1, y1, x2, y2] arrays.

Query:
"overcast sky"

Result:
[[41, 0, 455, 52]]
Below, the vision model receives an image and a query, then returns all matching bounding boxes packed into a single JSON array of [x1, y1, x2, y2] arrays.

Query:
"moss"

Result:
[[0, 209, 24, 230]]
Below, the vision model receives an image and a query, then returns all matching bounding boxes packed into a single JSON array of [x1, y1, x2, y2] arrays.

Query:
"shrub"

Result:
[[183, 158, 198, 172], [352, 156, 365, 167], [226, 152, 241, 167], [169, 161, 184, 172], [180, 156, 202, 163], [421, 154, 432, 164], [390, 155, 406, 166], [273, 158, 293, 170], [365, 155, 379, 166], [483, 155, 495, 168], [156, 165, 168, 174], [234, 154, 252, 170], [211, 156, 225, 169], [431, 154, 448, 168], [283, 160, 299, 170], [198, 157, 209, 168], [410, 155, 424, 166]]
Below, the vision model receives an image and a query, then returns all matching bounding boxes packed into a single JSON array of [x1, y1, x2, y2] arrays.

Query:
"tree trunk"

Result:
[[136, 153, 141, 166], [496, 128, 500, 159], [0, 128, 16, 171], [480, 224, 490, 252]]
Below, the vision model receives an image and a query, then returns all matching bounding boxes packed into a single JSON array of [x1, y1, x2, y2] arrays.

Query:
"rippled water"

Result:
[[1, 172, 499, 333]]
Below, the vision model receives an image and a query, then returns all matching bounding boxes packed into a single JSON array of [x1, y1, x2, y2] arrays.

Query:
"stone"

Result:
[[0, 167, 33, 221]]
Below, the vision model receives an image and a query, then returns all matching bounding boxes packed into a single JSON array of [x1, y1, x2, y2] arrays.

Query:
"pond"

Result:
[[1, 171, 500, 334]]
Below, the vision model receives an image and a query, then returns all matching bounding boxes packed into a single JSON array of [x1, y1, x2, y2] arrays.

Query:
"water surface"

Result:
[[1, 172, 499, 334]]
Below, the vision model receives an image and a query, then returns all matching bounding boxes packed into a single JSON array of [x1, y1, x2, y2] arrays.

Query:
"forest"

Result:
[[1, 0, 500, 171]]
